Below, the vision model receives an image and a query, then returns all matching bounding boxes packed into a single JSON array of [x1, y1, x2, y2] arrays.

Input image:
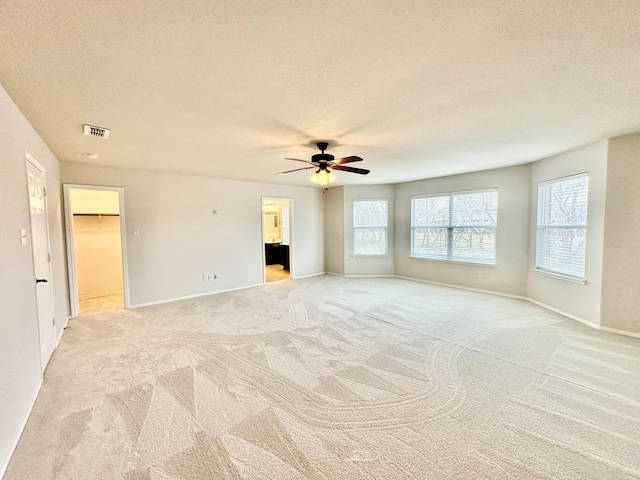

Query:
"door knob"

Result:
[[36, 278, 48, 283]]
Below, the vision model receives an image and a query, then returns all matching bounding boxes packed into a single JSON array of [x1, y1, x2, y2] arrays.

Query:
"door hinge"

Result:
[[48, 253, 51, 262], [52, 317, 56, 326], [43, 187, 47, 197]]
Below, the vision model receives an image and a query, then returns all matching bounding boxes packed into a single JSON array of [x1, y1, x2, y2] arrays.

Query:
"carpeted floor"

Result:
[[5, 276, 640, 479]]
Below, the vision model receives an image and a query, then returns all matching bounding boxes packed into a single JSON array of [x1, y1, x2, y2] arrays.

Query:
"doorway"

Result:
[[262, 198, 292, 283], [64, 185, 129, 316], [26, 153, 56, 372]]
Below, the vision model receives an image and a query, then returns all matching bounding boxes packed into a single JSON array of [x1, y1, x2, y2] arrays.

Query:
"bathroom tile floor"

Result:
[[265, 264, 290, 282]]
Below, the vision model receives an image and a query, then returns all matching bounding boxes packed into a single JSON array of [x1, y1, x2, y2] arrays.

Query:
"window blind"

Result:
[[353, 200, 388, 255], [536, 174, 589, 278], [411, 189, 497, 263]]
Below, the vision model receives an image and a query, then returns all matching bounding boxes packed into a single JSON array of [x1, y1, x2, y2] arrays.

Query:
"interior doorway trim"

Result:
[[63, 184, 130, 317], [261, 197, 294, 283]]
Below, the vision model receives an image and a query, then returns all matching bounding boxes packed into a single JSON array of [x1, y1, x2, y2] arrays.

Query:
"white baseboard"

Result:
[[130, 272, 328, 308], [325, 273, 395, 279], [56, 317, 71, 346], [393, 275, 526, 300], [345, 274, 396, 278], [0, 378, 43, 478], [392, 275, 640, 339], [525, 297, 640, 338], [129, 283, 264, 308], [292, 272, 326, 280], [598, 324, 640, 339], [524, 297, 599, 329], [125, 273, 640, 338]]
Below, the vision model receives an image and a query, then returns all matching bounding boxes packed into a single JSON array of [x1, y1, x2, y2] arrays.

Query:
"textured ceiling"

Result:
[[1, 0, 639, 186]]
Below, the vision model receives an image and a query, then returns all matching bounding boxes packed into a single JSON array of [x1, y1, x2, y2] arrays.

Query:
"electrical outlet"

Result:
[[477, 271, 483, 278]]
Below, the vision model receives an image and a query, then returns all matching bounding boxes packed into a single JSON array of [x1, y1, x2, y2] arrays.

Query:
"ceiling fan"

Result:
[[276, 142, 370, 185]]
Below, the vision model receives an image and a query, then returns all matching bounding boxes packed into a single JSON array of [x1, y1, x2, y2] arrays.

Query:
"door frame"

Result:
[[261, 197, 294, 283], [63, 184, 130, 317], [25, 152, 57, 371]]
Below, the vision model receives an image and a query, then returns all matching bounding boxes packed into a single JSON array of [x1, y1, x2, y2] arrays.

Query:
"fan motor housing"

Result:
[[312, 153, 334, 163]]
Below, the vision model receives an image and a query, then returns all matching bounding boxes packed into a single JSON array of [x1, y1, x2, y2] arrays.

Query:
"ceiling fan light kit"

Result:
[[309, 169, 337, 185], [276, 141, 370, 187]]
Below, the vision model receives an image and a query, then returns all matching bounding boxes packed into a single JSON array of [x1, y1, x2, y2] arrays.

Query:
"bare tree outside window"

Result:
[[353, 200, 388, 255], [536, 175, 588, 278], [411, 190, 497, 263]]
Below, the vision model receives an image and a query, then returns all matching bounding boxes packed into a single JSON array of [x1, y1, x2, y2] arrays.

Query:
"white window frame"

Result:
[[353, 199, 388, 256], [411, 188, 498, 265], [535, 173, 589, 279]]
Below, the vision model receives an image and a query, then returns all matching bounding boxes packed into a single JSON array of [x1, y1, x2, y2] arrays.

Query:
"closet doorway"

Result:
[[64, 185, 129, 316], [262, 198, 292, 283]]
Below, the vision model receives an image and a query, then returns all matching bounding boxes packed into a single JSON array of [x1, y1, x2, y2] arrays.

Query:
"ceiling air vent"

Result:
[[83, 124, 110, 139]]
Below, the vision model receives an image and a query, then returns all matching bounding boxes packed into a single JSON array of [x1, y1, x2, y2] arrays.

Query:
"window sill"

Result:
[[530, 268, 587, 285], [410, 256, 498, 268], [352, 254, 390, 258]]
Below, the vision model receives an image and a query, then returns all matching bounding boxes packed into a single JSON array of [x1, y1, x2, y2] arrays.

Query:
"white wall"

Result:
[[527, 141, 608, 325], [60, 163, 325, 307], [343, 185, 395, 276], [0, 84, 68, 474], [394, 165, 531, 296], [601, 133, 640, 334], [1, 71, 638, 477], [324, 187, 345, 275], [323, 185, 395, 277]]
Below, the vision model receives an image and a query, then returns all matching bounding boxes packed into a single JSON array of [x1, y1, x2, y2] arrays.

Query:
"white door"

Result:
[[27, 158, 56, 372]]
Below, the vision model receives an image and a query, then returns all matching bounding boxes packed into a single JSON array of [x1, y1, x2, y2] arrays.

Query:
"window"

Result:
[[353, 200, 388, 255], [536, 174, 588, 278], [411, 189, 497, 264]]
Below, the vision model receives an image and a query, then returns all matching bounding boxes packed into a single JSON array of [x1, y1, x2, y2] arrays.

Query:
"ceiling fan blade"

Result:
[[284, 158, 312, 164], [334, 155, 363, 164], [331, 165, 370, 175], [275, 166, 316, 175]]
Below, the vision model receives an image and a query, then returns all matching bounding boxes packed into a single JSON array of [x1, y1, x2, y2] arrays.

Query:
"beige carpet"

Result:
[[6, 276, 640, 479]]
